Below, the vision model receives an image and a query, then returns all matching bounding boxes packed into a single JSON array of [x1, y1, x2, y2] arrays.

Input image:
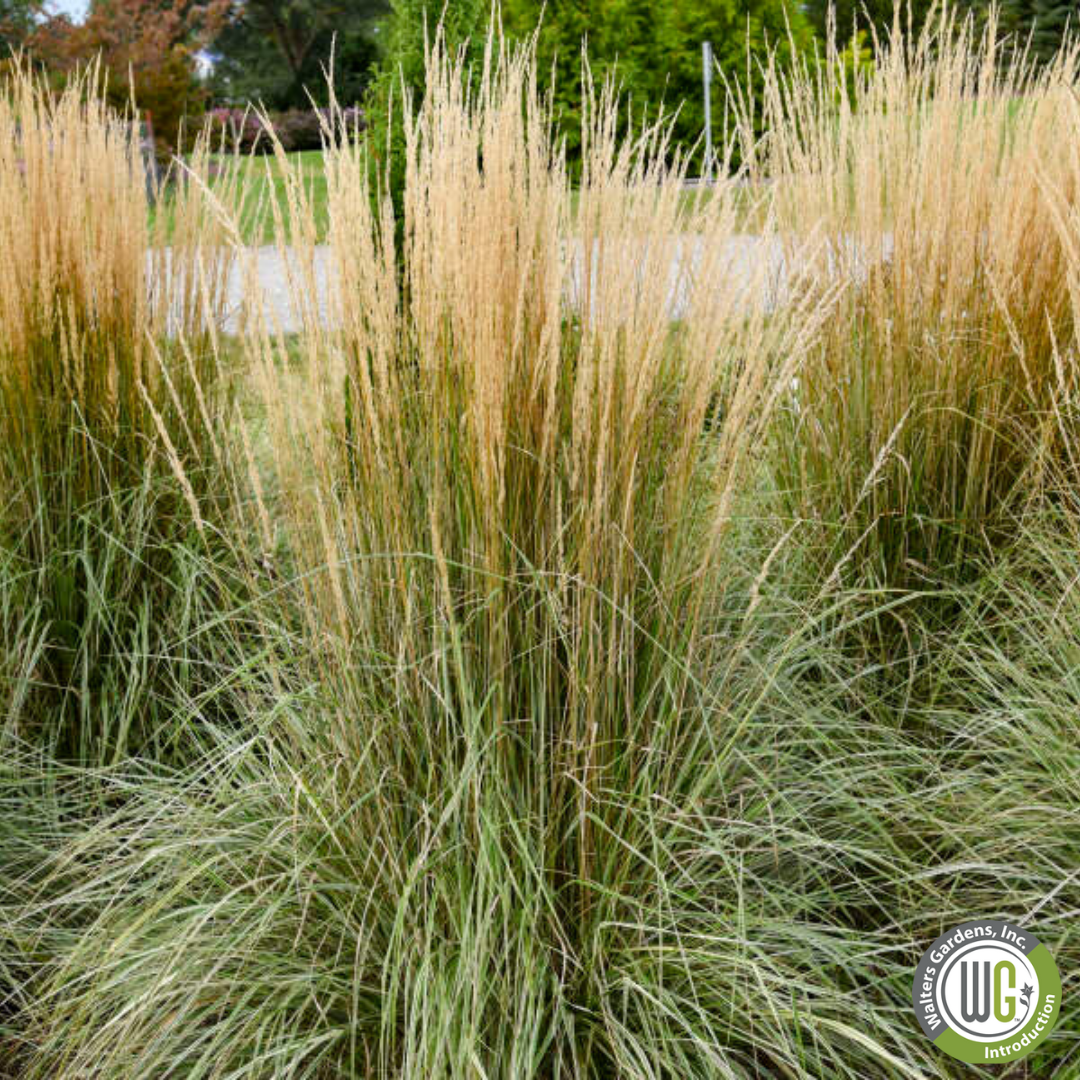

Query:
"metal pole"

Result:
[[702, 40, 713, 184]]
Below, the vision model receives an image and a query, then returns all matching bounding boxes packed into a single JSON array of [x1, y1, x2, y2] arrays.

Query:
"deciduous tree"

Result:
[[209, 0, 387, 108], [0, 0, 41, 49], [208, 21, 380, 108], [29, 0, 229, 154]]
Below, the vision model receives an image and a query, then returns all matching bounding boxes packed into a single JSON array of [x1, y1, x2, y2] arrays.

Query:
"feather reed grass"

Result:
[[742, 6, 1080, 589], [251, 24, 835, 986], [0, 63, 238, 524], [0, 63, 242, 762], [10, 28, 983, 1080]]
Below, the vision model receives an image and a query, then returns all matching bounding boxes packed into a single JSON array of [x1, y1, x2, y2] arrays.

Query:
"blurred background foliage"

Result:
[[206, 0, 387, 109], [0, 1, 1078, 164]]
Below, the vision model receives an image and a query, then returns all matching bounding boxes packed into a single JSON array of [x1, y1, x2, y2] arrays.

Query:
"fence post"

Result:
[[702, 40, 713, 184]]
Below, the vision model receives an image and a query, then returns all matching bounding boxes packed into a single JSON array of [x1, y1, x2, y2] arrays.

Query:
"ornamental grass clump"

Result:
[[259, 32, 830, 696], [94, 28, 876, 1078], [744, 7, 1080, 589], [0, 64, 150, 521], [0, 63, 239, 762], [253, 29, 833, 926], [0, 63, 238, 528]]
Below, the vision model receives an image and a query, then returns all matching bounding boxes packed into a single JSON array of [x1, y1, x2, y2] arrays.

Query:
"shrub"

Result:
[[271, 107, 323, 150], [206, 105, 273, 153], [206, 105, 365, 154]]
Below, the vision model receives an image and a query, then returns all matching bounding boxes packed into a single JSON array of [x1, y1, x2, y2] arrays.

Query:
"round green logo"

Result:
[[913, 920, 1061, 1065]]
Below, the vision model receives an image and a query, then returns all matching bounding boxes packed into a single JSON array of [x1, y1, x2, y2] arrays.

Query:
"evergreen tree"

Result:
[[984, 0, 1077, 65], [1030, 0, 1076, 62], [802, 0, 937, 50]]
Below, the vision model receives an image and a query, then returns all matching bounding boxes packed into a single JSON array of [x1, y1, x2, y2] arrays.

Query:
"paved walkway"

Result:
[[213, 232, 894, 334], [218, 235, 820, 335]]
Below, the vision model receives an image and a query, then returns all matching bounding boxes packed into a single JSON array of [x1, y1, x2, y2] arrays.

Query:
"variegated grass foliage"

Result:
[[250, 27, 837, 987]]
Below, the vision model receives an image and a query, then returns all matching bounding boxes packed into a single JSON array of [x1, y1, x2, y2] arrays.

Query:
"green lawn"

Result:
[[152, 149, 330, 246], [173, 152, 759, 245], [230, 149, 329, 245]]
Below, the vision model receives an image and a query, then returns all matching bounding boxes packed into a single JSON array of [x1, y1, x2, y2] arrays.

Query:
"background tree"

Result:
[[28, 0, 229, 155], [0, 0, 41, 49], [370, 0, 488, 97], [364, 0, 489, 252], [802, 0, 937, 49], [208, 0, 388, 109], [498, 0, 813, 171], [371, 0, 813, 180], [988, 0, 1078, 64], [501, 0, 589, 161]]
